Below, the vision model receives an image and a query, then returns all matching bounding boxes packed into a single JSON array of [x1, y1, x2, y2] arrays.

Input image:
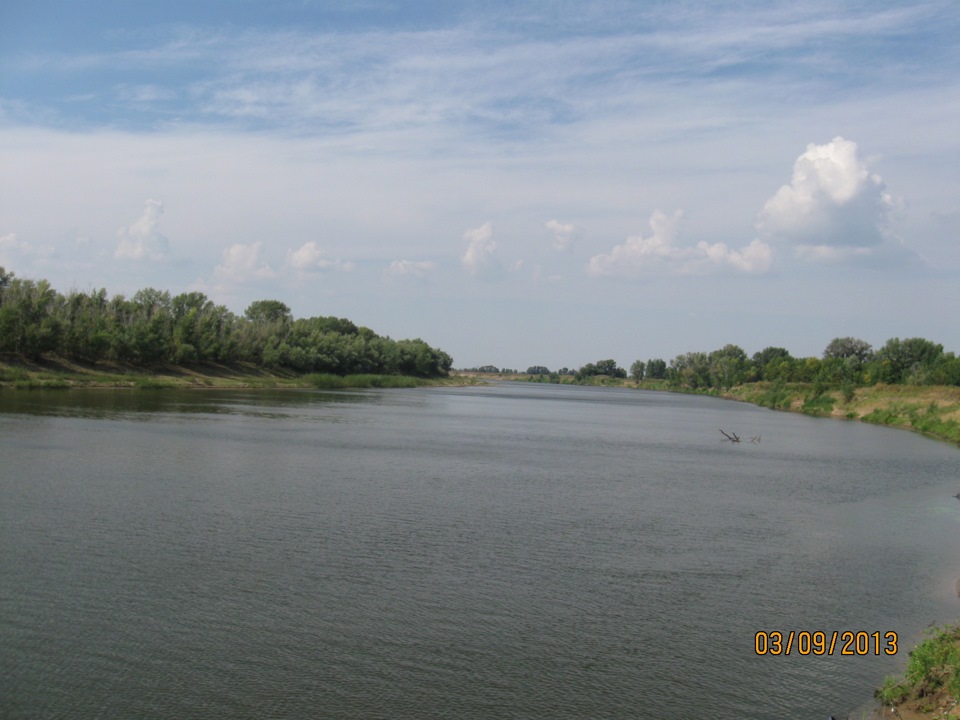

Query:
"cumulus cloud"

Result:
[[214, 241, 276, 283], [115, 199, 170, 260], [287, 241, 354, 272], [545, 220, 574, 251], [0, 232, 30, 265], [461, 222, 498, 276], [695, 238, 773, 273], [586, 210, 771, 277], [386, 259, 437, 278], [756, 137, 896, 262]]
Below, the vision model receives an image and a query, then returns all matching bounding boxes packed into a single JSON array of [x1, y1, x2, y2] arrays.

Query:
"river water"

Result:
[[2, 383, 959, 719]]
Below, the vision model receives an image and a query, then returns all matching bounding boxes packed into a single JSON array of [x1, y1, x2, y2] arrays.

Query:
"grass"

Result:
[[0, 355, 472, 391], [133, 377, 178, 390], [876, 624, 960, 718], [11, 378, 70, 389], [718, 382, 960, 448], [303, 373, 425, 389], [801, 392, 835, 415], [0, 366, 29, 382], [862, 400, 960, 446]]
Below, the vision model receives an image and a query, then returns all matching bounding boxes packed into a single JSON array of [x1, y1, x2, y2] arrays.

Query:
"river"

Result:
[[2, 383, 959, 718]]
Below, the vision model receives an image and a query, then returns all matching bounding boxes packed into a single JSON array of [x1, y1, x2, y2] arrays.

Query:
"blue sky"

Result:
[[1, 1, 958, 369]]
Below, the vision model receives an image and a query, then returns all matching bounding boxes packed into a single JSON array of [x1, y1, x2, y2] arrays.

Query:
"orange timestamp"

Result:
[[754, 630, 898, 656]]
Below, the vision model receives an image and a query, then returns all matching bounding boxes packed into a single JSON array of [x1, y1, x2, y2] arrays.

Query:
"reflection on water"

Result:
[[1, 383, 959, 719], [0, 387, 387, 422]]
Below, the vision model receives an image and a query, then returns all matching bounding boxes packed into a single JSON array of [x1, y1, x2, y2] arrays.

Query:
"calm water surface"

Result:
[[2, 383, 960, 719]]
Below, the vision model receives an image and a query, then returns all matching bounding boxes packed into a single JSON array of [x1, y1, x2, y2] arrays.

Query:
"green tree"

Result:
[[823, 337, 873, 367], [669, 352, 710, 388], [708, 344, 748, 389], [646, 358, 667, 379], [873, 337, 945, 384], [752, 347, 793, 381], [0, 278, 61, 358], [0, 266, 12, 296], [630, 359, 646, 381], [244, 299, 292, 324]]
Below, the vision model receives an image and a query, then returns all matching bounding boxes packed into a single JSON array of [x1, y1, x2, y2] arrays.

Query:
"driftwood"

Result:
[[720, 430, 761, 443]]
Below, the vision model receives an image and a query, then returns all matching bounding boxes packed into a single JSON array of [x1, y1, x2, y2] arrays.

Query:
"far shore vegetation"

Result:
[[0, 266, 461, 390], [460, 336, 960, 448]]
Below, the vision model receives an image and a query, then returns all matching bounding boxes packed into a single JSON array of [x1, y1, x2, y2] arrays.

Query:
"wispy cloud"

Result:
[[586, 211, 772, 277], [6, 2, 950, 138], [386, 259, 437, 278]]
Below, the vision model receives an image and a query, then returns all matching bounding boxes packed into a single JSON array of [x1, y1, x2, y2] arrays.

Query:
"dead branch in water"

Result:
[[719, 430, 761, 443]]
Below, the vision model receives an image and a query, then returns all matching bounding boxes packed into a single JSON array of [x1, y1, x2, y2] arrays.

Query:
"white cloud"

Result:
[[756, 137, 895, 260], [461, 222, 498, 276], [586, 210, 771, 277], [545, 220, 574, 251], [287, 241, 354, 272], [0, 232, 35, 272], [695, 238, 773, 273], [214, 240, 276, 283], [586, 210, 684, 276], [386, 259, 437, 278], [0, 232, 30, 262], [114, 199, 170, 260]]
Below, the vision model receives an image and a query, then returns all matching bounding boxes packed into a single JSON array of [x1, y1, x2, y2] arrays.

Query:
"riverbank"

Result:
[[869, 624, 960, 719], [720, 381, 960, 448], [0, 356, 481, 390], [481, 372, 960, 448]]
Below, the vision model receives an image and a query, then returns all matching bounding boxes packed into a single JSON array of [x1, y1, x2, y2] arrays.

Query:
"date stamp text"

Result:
[[754, 630, 898, 656]]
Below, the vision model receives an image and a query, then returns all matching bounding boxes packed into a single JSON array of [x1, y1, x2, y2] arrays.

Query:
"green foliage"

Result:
[[0, 365, 29, 382], [860, 401, 960, 444], [244, 299, 292, 324], [840, 378, 857, 403], [0, 270, 452, 379], [752, 346, 792, 374], [575, 359, 626, 381], [131, 376, 176, 389], [645, 358, 667, 379], [862, 405, 909, 427], [801, 392, 834, 415], [304, 373, 423, 389], [875, 676, 908, 705], [756, 380, 792, 410], [11, 378, 69, 389], [879, 624, 960, 710], [871, 336, 946, 384]]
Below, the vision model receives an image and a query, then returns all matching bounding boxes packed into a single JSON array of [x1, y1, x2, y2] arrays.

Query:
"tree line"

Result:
[[639, 337, 960, 390], [509, 336, 960, 390], [0, 267, 453, 377]]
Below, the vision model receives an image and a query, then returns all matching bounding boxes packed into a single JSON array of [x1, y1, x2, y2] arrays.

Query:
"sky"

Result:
[[1, 0, 958, 370]]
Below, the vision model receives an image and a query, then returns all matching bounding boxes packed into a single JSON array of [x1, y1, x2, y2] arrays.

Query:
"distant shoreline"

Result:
[[468, 372, 960, 449]]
